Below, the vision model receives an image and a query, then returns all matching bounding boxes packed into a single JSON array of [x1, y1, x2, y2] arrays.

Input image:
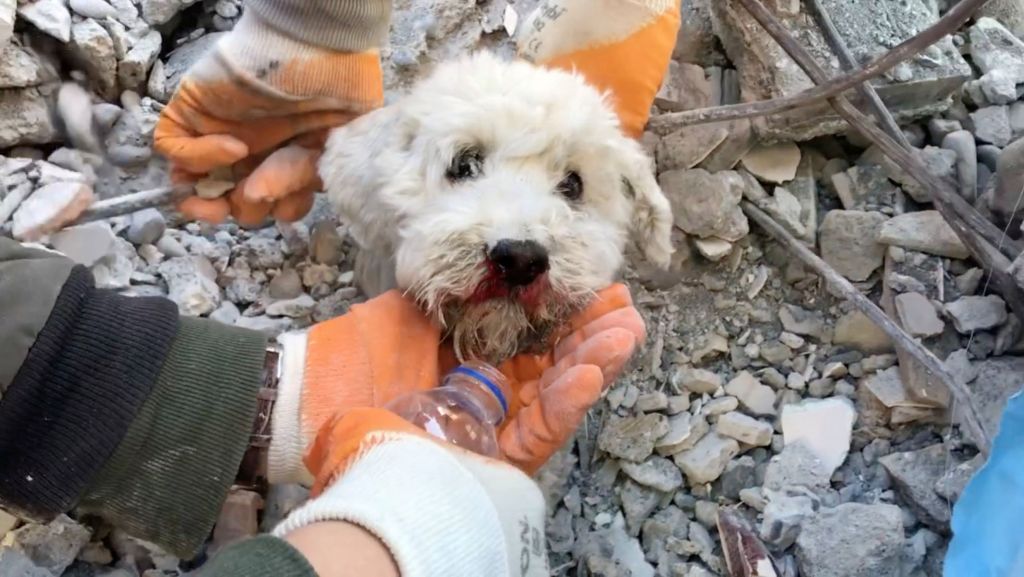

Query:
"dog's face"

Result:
[[321, 52, 673, 362]]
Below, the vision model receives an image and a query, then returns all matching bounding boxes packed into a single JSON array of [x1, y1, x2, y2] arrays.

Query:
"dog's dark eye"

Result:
[[447, 149, 484, 181], [556, 171, 583, 201]]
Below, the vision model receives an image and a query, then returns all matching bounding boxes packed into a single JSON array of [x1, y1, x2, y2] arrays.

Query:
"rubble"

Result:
[[879, 444, 952, 532], [715, 411, 772, 446], [781, 398, 855, 476], [673, 432, 740, 486], [945, 295, 1008, 334], [1, 515, 91, 575], [969, 105, 1013, 146], [895, 292, 945, 338], [620, 456, 683, 493], [599, 414, 670, 463], [659, 169, 749, 241], [17, 0, 72, 42], [740, 142, 801, 184], [158, 256, 221, 316], [795, 503, 905, 577], [50, 221, 116, 266], [818, 210, 888, 281], [724, 371, 776, 416]]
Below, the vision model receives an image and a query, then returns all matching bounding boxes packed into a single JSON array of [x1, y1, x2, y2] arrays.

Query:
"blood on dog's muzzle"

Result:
[[488, 239, 549, 287]]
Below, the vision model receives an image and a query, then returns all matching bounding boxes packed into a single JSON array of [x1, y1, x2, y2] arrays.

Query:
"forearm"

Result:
[[245, 0, 391, 53], [0, 238, 268, 558]]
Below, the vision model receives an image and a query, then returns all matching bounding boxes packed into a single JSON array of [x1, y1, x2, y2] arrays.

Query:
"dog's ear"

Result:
[[614, 138, 674, 268], [319, 105, 416, 252]]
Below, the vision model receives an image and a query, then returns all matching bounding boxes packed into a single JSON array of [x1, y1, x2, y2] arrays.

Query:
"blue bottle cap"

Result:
[[451, 365, 509, 415]]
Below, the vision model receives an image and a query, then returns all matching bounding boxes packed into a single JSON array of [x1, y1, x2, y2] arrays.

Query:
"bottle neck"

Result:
[[443, 362, 510, 427]]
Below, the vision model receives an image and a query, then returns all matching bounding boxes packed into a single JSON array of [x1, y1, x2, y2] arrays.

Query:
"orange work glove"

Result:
[[268, 284, 645, 482], [153, 10, 384, 226], [517, 0, 680, 138], [273, 408, 550, 577]]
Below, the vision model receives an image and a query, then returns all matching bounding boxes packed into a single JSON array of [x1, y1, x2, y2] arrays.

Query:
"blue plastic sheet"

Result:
[[945, 390, 1024, 577]]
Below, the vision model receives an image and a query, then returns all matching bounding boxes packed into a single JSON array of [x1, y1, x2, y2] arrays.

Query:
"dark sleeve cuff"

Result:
[[78, 317, 268, 558], [198, 535, 318, 577], [0, 266, 178, 521]]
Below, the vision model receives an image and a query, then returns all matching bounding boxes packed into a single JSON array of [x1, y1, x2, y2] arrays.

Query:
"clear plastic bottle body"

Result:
[[384, 361, 510, 457]]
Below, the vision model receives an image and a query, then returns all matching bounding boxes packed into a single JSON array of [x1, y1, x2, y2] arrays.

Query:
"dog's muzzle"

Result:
[[488, 239, 549, 287]]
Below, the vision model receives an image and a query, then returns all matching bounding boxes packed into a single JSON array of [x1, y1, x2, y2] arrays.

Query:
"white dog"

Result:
[[320, 52, 673, 363]]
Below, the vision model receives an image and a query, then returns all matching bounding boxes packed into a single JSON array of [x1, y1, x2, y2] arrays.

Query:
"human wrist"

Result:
[[202, 9, 384, 112], [285, 522, 399, 577], [272, 435, 511, 577]]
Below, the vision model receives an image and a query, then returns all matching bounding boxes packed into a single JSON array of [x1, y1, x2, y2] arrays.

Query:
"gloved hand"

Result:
[[274, 408, 550, 577], [269, 284, 645, 482], [517, 0, 680, 138], [153, 10, 383, 226]]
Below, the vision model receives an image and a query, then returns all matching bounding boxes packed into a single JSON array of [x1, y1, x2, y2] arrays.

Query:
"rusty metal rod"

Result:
[[733, 0, 1024, 321], [649, 0, 993, 135], [805, 0, 911, 148]]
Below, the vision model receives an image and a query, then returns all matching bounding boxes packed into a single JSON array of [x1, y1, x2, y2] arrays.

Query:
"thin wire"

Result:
[[943, 177, 1024, 521]]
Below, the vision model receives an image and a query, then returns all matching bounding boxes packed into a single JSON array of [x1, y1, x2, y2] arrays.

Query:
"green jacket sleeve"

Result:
[[0, 237, 268, 559], [198, 535, 319, 577]]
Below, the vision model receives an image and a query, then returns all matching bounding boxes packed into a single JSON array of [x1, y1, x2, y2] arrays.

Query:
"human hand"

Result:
[[517, 0, 680, 138], [153, 11, 383, 226], [275, 407, 550, 577], [269, 284, 645, 482], [497, 283, 645, 474]]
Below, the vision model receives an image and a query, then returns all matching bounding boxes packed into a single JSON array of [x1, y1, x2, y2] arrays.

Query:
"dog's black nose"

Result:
[[488, 240, 549, 287]]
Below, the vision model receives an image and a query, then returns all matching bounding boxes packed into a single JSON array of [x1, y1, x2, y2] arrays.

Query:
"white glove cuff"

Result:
[[268, 331, 314, 485], [272, 435, 510, 577]]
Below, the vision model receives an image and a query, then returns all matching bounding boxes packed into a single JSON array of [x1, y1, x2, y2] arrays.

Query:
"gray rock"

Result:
[[268, 268, 303, 300], [796, 503, 904, 577], [0, 549, 53, 577], [642, 506, 688, 565], [673, 0, 717, 65], [673, 432, 739, 485], [754, 185, 806, 237], [724, 371, 776, 416], [927, 118, 962, 143], [934, 453, 984, 503], [49, 221, 116, 266], [599, 414, 670, 462], [833, 311, 893, 353], [877, 210, 969, 259], [69, 19, 117, 100], [158, 256, 221, 316], [992, 137, 1024, 225], [2, 515, 91, 575], [234, 314, 293, 336], [701, 396, 738, 416], [831, 164, 898, 211], [945, 295, 1008, 333], [91, 237, 136, 290], [779, 303, 826, 339], [819, 210, 888, 281], [941, 130, 978, 202], [658, 169, 748, 241], [0, 42, 53, 89], [761, 492, 818, 549], [127, 208, 166, 245], [620, 480, 663, 535], [0, 0, 12, 49], [621, 456, 683, 493], [656, 413, 708, 455], [740, 142, 801, 184], [860, 145, 956, 203], [717, 455, 756, 500], [69, 0, 117, 19], [655, 61, 713, 113], [977, 0, 1024, 39], [635, 391, 668, 413], [11, 182, 93, 240], [210, 301, 241, 325], [699, 118, 757, 173], [763, 443, 832, 492], [961, 356, 1024, 443], [879, 444, 951, 532], [118, 30, 162, 92], [266, 294, 316, 318], [760, 340, 793, 364], [141, 0, 199, 25], [672, 367, 721, 394], [17, 0, 71, 42], [715, 411, 772, 446], [969, 17, 1024, 77], [895, 292, 944, 338], [1011, 101, 1024, 141], [970, 105, 1013, 147], [711, 0, 969, 141], [0, 88, 57, 149], [656, 124, 729, 172], [310, 221, 344, 266], [164, 32, 225, 94]]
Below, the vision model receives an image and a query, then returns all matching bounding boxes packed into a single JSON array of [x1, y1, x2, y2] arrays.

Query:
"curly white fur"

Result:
[[320, 52, 673, 362]]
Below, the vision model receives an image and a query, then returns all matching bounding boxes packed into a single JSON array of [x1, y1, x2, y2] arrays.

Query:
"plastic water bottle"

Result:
[[384, 362, 510, 457]]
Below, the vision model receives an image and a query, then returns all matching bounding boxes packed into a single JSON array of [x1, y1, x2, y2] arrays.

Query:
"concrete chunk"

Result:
[[781, 397, 856, 475]]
